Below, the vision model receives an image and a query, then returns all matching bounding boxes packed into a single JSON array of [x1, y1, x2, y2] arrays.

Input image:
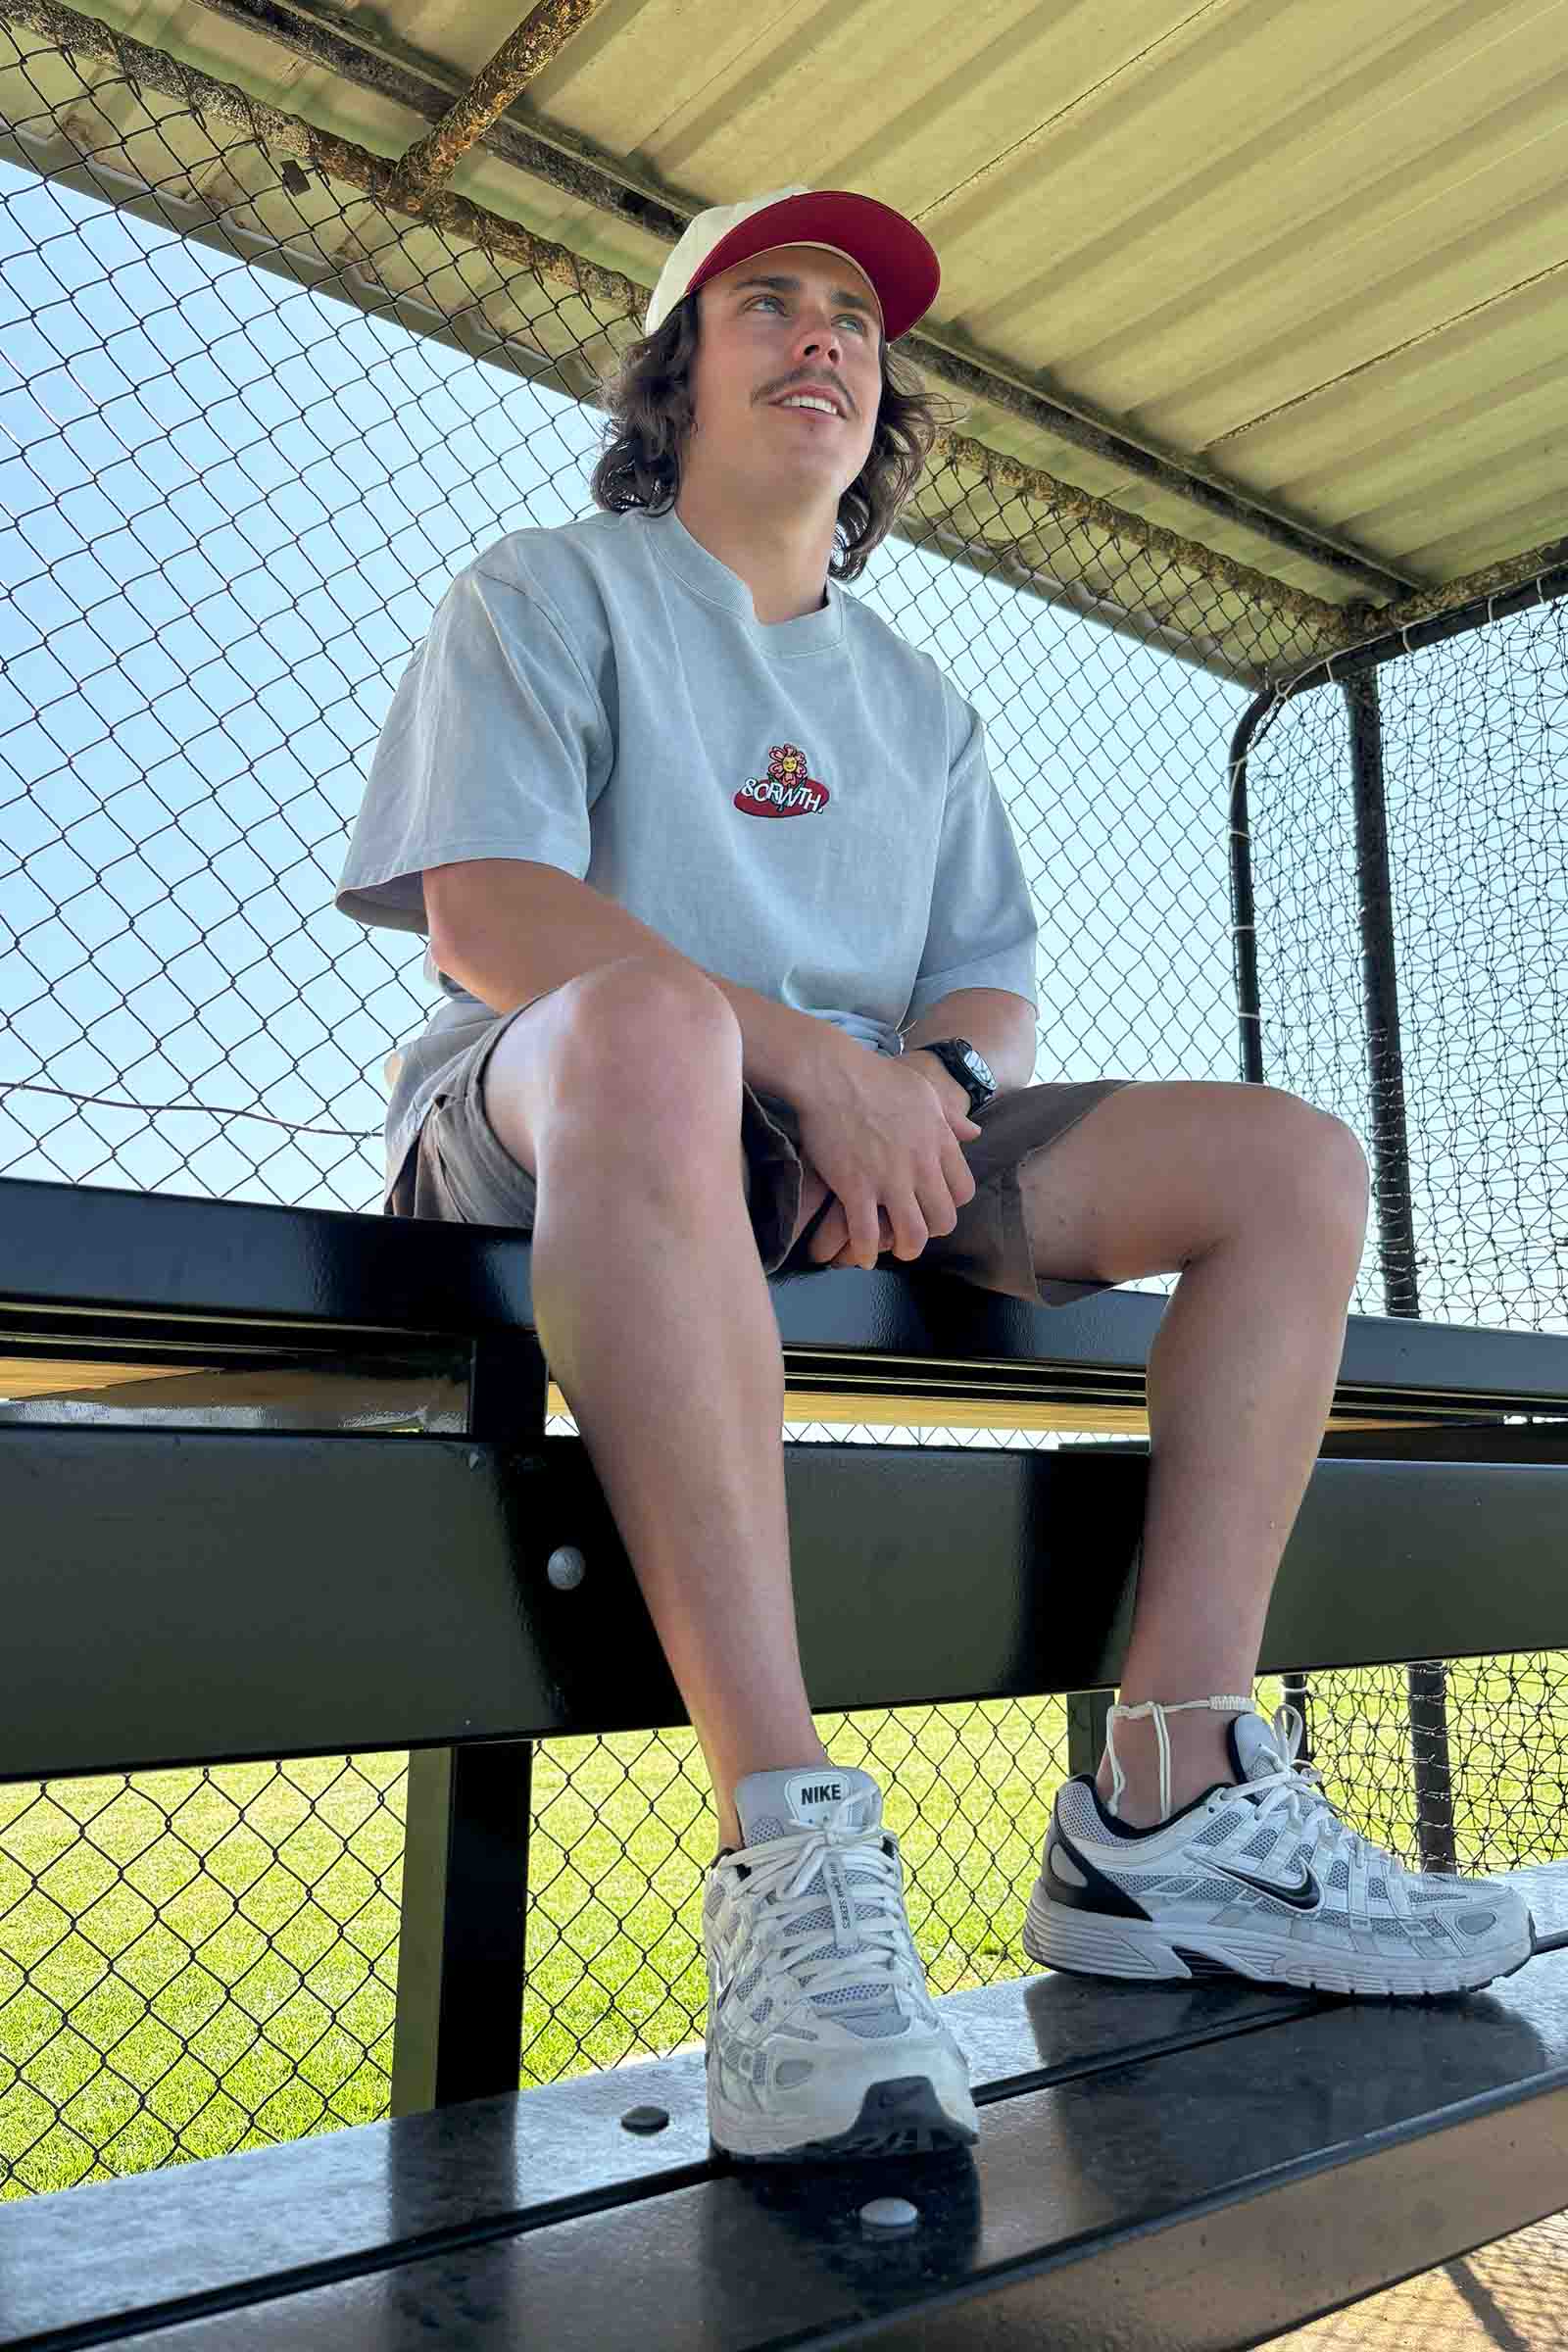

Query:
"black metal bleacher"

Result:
[[2, 1173, 1568, 2349]]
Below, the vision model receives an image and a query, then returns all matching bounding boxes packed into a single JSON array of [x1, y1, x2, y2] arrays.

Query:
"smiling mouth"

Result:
[[770, 397, 845, 419]]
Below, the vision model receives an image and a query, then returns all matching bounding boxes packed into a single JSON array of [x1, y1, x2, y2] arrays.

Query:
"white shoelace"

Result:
[[1106, 1692, 1254, 1818], [730, 1807, 914, 2006], [1224, 1704, 1391, 1914]]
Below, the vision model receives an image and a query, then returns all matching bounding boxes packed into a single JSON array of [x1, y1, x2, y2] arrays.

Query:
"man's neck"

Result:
[[674, 478, 836, 626]]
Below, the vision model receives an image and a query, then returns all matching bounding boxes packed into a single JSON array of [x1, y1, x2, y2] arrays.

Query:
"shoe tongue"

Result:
[[734, 1763, 881, 1848], [1229, 1710, 1288, 1784], [731, 1767, 900, 2040]]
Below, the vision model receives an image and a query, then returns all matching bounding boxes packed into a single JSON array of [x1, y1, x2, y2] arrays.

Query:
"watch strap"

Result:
[[923, 1037, 995, 1113]]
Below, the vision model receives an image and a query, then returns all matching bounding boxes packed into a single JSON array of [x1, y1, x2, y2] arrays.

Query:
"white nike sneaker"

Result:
[[1023, 1699, 1538, 1999], [704, 1763, 979, 2162]]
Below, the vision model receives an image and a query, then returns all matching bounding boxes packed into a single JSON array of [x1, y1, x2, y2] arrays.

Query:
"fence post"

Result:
[[391, 1329, 547, 2115], [1228, 691, 1313, 1758], [1066, 1690, 1115, 1784], [1344, 672, 1458, 1875]]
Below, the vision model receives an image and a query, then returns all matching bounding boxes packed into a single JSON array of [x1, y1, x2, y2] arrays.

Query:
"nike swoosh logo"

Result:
[[1213, 1859, 1323, 1912]]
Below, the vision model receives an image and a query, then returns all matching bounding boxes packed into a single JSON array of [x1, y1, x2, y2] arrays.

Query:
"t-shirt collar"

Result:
[[642, 506, 845, 652]]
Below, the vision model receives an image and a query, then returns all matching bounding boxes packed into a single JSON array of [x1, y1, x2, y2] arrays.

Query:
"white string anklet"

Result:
[[1104, 1693, 1255, 1822]]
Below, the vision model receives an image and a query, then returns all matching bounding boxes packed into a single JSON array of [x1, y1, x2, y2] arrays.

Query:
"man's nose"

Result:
[[793, 314, 843, 360]]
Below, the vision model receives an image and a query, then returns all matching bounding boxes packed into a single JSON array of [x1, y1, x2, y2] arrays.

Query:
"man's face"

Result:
[[686, 243, 882, 499]]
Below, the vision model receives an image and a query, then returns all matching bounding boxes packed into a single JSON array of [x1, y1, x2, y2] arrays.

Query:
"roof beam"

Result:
[[385, 0, 606, 215], [157, 0, 1419, 600]]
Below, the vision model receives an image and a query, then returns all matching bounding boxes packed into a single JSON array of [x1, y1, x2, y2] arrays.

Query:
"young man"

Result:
[[337, 187, 1535, 2165]]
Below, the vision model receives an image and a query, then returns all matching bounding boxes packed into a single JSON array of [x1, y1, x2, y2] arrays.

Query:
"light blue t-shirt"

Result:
[[335, 505, 1038, 1195]]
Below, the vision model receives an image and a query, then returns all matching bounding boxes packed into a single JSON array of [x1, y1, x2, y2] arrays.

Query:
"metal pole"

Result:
[[1227, 687, 1275, 1088], [1066, 1690, 1115, 1786], [391, 1329, 546, 2113], [1344, 673, 1458, 1875], [1226, 689, 1313, 1767]]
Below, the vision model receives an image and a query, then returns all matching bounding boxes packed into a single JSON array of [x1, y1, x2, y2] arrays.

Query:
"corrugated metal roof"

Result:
[[5, 0, 1565, 681]]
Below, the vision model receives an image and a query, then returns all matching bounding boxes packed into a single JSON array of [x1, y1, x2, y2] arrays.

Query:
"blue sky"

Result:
[[1, 157, 1561, 1332]]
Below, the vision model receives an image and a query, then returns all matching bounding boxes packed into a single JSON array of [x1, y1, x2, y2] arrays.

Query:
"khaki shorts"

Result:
[[386, 995, 1136, 1309]]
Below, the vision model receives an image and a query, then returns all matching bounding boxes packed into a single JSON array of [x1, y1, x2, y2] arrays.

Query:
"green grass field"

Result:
[[3, 1661, 1564, 2199]]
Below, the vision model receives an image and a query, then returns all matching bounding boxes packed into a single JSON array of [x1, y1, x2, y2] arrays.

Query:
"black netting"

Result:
[[1242, 599, 1568, 1332]]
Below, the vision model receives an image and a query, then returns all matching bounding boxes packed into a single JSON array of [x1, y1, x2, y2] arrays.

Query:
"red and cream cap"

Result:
[[643, 185, 940, 344]]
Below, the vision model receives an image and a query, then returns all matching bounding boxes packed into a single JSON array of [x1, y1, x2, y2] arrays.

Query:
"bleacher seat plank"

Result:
[[5, 1939, 1565, 2352], [4, 1181, 1568, 1431], [0, 1975, 1360, 2346]]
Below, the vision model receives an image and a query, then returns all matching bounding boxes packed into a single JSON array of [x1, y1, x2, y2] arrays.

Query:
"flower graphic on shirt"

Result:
[[734, 742, 830, 819]]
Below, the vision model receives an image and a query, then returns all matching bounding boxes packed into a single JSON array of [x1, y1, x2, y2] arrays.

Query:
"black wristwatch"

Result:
[[916, 1037, 997, 1114]]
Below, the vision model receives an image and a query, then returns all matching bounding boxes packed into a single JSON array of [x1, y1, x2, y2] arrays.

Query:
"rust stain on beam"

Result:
[[172, 0, 691, 234], [386, 0, 604, 212], [9, 0, 639, 309], [1292, 533, 1568, 674], [933, 428, 1346, 637], [909, 330, 1420, 604], [1353, 533, 1568, 639]]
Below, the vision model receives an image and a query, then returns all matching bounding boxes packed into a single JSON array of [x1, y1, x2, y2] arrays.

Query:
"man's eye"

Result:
[[750, 295, 866, 331]]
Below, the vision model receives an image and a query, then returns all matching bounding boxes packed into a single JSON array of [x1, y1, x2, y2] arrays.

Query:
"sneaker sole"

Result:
[[712, 2073, 980, 2165], [1023, 1881, 1538, 2000]]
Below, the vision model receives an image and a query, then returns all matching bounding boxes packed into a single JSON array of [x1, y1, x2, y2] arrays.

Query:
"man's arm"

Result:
[[902, 988, 1038, 1113], [424, 857, 861, 1102]]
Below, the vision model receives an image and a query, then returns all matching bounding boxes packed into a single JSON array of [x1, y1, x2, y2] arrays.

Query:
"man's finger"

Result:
[[849, 1200, 882, 1269], [944, 1142, 978, 1210], [809, 1200, 848, 1262]]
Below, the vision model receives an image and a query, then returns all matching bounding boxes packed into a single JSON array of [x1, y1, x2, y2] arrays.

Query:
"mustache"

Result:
[[765, 376, 854, 415]]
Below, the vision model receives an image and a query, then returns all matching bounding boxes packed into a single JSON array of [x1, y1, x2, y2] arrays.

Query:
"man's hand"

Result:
[[794, 1048, 981, 1271]]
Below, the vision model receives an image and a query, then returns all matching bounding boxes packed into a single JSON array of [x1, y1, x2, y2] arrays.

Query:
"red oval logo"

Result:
[[733, 778, 830, 819], [735, 743, 829, 820]]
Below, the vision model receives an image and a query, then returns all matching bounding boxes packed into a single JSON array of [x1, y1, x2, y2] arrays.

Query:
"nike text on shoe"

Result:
[[703, 1764, 979, 2162], [1022, 1700, 1538, 2000]]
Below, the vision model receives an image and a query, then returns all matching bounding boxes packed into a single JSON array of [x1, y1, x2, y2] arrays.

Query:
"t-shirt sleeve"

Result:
[[334, 560, 611, 934], [904, 687, 1039, 1020]]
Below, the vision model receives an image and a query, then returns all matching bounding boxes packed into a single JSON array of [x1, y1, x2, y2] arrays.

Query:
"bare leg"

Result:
[[485, 980, 1366, 1849], [481, 959, 829, 1850], [1017, 1082, 1371, 1827]]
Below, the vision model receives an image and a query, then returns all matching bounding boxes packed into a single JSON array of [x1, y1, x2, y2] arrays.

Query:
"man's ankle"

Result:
[[1094, 1763, 1227, 1829], [1093, 1702, 1245, 1828]]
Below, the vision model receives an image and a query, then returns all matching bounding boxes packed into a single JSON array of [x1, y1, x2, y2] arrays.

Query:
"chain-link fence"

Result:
[[2, 17, 1566, 2203], [7, 1660, 1562, 2195]]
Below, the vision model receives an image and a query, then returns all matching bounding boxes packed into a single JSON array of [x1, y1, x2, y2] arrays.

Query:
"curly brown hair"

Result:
[[589, 292, 962, 582]]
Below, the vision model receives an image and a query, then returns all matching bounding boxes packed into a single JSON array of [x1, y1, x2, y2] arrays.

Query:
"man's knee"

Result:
[[554, 956, 742, 1095], [1264, 1092, 1371, 1242], [483, 956, 741, 1165]]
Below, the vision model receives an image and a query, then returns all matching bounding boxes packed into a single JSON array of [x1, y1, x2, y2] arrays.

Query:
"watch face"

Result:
[[961, 1044, 995, 1090]]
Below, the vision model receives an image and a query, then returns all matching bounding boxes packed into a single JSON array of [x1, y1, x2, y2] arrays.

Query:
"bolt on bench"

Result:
[[2, 1174, 1568, 2349]]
